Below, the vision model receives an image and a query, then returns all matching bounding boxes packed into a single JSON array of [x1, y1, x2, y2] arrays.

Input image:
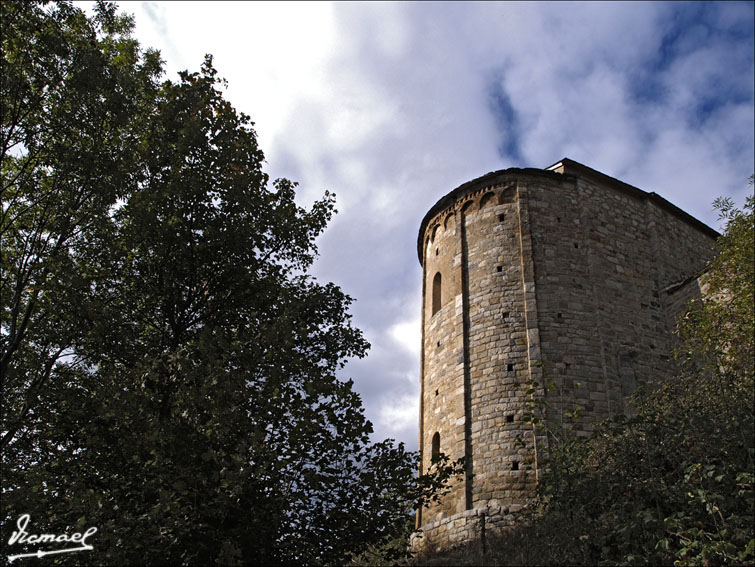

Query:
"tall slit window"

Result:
[[431, 432, 441, 463], [432, 272, 442, 315]]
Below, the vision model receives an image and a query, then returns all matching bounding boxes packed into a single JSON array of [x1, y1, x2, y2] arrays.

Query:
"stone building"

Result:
[[413, 158, 718, 551]]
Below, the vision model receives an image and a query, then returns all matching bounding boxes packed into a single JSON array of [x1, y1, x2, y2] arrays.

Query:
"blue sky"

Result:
[[89, 1, 755, 449]]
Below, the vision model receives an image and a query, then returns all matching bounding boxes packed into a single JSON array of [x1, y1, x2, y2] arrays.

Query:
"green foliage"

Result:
[[352, 452, 465, 565], [1, 2, 462, 565], [1, 0, 162, 447], [680, 193, 755, 380]]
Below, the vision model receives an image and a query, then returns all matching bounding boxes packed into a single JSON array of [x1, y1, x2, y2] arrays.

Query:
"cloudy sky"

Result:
[[93, 1, 754, 449]]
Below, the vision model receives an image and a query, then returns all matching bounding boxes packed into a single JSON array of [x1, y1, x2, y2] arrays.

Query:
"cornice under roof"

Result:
[[417, 158, 719, 265]]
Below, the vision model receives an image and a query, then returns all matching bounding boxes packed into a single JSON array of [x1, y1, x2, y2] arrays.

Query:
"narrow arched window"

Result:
[[479, 192, 496, 209], [432, 272, 442, 316], [431, 432, 441, 463]]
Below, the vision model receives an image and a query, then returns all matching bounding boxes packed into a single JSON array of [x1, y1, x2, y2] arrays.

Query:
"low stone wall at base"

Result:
[[410, 505, 524, 555]]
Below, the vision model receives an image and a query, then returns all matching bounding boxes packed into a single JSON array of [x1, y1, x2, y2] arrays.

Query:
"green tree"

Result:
[[2, 2, 461, 565], [680, 190, 754, 380], [1, 0, 161, 450]]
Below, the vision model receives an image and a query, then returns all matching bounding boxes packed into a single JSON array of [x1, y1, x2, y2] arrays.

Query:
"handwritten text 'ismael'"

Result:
[[7, 514, 97, 562]]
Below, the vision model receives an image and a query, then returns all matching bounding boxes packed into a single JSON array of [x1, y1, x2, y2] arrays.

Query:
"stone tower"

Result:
[[414, 158, 718, 551]]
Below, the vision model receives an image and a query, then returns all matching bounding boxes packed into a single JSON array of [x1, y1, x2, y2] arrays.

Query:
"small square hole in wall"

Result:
[[497, 266, 503, 273], [574, 242, 579, 249], [435, 389, 439, 397], [511, 461, 519, 471], [506, 414, 514, 423], [507, 363, 514, 371], [502, 311, 509, 318], [557, 217, 561, 223], [437, 341, 441, 347], [557, 313, 562, 318], [498, 213, 505, 222]]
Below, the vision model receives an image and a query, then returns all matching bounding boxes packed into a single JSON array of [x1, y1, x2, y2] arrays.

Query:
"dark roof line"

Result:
[[416, 167, 561, 263], [417, 158, 719, 265], [551, 158, 720, 240]]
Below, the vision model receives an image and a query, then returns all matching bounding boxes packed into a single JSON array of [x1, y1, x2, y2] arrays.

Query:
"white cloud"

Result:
[[389, 317, 421, 360], [377, 392, 418, 443], [106, 1, 754, 451]]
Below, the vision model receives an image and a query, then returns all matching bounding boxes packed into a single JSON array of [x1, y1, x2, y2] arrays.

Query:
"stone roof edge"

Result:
[[416, 167, 562, 264], [549, 158, 721, 241], [416, 158, 721, 265]]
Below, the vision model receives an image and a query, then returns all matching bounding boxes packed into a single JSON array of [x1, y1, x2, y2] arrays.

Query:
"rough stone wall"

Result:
[[527, 166, 716, 429], [462, 186, 539, 513], [664, 276, 705, 335], [420, 206, 466, 522], [414, 160, 717, 553], [418, 172, 548, 529], [410, 505, 522, 555]]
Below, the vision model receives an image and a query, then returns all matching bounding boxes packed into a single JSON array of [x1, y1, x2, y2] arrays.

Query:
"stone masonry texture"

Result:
[[412, 158, 718, 554]]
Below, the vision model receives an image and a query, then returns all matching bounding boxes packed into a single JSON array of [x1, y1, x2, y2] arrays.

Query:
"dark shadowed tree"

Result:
[[1, 0, 162, 450], [1, 2, 461, 565]]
